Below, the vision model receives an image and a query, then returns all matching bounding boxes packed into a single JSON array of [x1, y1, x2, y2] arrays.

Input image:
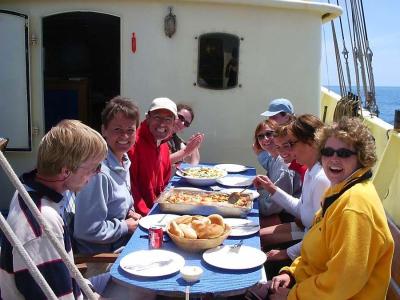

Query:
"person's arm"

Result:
[[74, 174, 129, 244], [14, 209, 79, 299], [286, 241, 302, 261], [128, 146, 151, 216], [170, 133, 203, 165], [283, 211, 385, 299]]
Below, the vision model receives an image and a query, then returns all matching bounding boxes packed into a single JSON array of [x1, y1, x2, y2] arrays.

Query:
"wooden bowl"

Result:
[[166, 223, 231, 253]]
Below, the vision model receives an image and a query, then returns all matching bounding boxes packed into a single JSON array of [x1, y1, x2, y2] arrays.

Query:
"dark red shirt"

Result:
[[289, 159, 307, 182]]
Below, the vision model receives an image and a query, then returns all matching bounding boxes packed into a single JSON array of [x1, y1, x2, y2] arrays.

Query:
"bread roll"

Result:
[[208, 214, 224, 227], [197, 223, 224, 239], [175, 215, 193, 224], [192, 215, 211, 225], [178, 223, 198, 239], [169, 220, 184, 237]]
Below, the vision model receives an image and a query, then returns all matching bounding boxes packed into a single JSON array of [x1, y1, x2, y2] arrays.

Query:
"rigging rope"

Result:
[[0, 151, 97, 300], [330, 0, 379, 120]]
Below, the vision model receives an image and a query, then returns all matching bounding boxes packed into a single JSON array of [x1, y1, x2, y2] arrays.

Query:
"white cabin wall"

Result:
[[0, 0, 329, 209]]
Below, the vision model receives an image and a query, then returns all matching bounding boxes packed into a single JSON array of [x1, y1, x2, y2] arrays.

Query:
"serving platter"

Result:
[[220, 188, 259, 200], [156, 188, 253, 217], [176, 167, 227, 186]]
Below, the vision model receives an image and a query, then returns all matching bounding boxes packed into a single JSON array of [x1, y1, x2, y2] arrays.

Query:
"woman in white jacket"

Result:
[[254, 114, 330, 265]]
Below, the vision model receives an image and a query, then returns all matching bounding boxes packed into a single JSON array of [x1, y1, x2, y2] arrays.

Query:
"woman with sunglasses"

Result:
[[73, 97, 142, 255], [253, 120, 298, 227], [168, 103, 204, 165], [254, 114, 330, 274], [268, 117, 394, 300]]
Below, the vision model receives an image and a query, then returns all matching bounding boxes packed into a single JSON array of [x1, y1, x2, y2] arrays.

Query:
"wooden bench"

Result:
[[387, 216, 400, 300]]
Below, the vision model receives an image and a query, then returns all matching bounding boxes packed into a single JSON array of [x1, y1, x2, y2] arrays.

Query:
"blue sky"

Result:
[[321, 1, 400, 87]]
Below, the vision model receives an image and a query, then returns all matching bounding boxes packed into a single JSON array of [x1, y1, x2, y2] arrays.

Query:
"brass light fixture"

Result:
[[164, 6, 176, 38]]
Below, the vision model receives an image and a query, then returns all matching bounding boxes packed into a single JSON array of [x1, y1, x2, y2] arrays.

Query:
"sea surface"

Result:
[[326, 86, 400, 125]]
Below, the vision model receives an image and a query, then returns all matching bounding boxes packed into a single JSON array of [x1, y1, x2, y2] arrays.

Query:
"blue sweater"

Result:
[[74, 151, 133, 254]]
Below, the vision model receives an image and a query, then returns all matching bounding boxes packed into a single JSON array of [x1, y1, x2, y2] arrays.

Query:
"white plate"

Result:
[[220, 188, 259, 200], [120, 249, 185, 277], [224, 218, 260, 237], [203, 245, 266, 270], [138, 214, 179, 232], [215, 164, 247, 173], [216, 175, 254, 187]]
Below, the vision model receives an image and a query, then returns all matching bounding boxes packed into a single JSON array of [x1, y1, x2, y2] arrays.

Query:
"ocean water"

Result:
[[326, 86, 400, 125]]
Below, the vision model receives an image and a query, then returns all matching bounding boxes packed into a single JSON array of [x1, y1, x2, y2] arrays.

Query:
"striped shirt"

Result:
[[0, 170, 82, 300]]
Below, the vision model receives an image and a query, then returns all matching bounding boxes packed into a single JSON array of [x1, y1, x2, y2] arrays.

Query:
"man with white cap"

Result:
[[128, 97, 177, 216]]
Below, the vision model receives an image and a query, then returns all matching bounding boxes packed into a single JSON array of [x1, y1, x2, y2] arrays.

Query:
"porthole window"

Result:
[[197, 33, 239, 89]]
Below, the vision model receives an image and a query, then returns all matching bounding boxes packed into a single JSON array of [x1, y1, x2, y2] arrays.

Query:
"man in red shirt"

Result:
[[128, 98, 177, 216]]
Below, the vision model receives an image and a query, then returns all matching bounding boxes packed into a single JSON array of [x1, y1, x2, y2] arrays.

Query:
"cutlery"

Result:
[[229, 239, 244, 249], [227, 185, 252, 204], [176, 165, 189, 176], [231, 224, 259, 229], [124, 258, 173, 271]]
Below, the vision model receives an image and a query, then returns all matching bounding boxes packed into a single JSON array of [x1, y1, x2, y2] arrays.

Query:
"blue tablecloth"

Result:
[[110, 164, 264, 297]]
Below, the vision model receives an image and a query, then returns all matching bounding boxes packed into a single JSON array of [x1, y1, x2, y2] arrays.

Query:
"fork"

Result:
[[124, 258, 173, 271], [230, 239, 244, 249]]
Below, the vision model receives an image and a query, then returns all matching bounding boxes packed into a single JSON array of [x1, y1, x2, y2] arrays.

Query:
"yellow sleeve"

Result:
[[286, 210, 384, 300]]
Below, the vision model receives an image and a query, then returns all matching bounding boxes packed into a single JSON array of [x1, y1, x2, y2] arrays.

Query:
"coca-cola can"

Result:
[[149, 225, 163, 249]]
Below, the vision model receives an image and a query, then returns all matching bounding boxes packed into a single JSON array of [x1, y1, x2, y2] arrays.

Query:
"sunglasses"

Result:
[[257, 131, 274, 140], [178, 114, 191, 127], [320, 147, 357, 158]]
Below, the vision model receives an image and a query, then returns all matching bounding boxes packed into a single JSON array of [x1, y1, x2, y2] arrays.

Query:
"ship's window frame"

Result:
[[197, 32, 239, 90]]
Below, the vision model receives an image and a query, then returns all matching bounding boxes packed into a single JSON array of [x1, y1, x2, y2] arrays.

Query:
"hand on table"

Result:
[[127, 209, 142, 221], [269, 273, 292, 295], [126, 217, 139, 233]]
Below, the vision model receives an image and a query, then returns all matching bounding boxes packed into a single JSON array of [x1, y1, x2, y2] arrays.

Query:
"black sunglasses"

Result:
[[257, 131, 274, 140], [178, 114, 191, 127], [320, 147, 357, 158]]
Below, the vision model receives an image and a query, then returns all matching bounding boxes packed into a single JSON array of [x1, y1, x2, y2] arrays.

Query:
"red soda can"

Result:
[[149, 225, 163, 249]]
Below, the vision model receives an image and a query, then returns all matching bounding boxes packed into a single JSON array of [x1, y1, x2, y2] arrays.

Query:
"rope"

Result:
[[0, 151, 97, 300], [0, 212, 58, 300]]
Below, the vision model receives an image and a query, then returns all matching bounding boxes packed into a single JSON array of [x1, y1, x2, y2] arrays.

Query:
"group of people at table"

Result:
[[0, 95, 394, 300]]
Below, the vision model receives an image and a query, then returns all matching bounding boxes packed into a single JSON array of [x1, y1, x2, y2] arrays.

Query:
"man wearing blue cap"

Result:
[[260, 98, 294, 124]]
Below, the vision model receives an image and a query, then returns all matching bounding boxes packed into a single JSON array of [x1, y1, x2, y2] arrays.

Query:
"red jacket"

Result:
[[128, 121, 172, 216]]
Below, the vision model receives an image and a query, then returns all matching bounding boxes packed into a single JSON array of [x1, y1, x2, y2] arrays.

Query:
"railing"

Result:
[[320, 87, 400, 225]]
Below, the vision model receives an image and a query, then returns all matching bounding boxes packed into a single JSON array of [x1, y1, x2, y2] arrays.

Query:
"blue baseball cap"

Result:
[[260, 98, 294, 117]]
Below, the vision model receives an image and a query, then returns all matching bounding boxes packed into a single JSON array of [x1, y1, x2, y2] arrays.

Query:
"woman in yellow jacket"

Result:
[[266, 117, 394, 300]]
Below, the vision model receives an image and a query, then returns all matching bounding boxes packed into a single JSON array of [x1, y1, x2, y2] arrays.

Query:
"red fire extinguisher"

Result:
[[132, 33, 136, 53]]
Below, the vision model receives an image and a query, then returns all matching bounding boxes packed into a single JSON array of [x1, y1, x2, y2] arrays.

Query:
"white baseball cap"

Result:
[[148, 97, 178, 118]]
